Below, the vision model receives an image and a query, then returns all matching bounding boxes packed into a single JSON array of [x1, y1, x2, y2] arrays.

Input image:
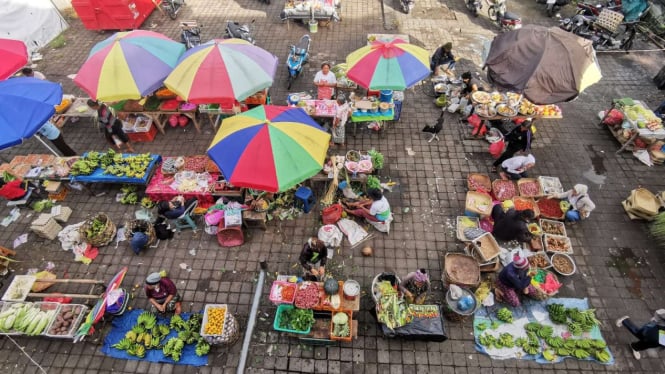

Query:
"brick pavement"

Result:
[[0, 0, 664, 373]]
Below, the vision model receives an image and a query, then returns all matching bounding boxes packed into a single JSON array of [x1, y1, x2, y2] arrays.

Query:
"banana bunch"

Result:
[[137, 311, 157, 330], [546, 336, 564, 348], [555, 347, 572, 356], [496, 307, 514, 323], [580, 309, 601, 331], [563, 339, 577, 350], [572, 348, 590, 359], [524, 322, 541, 333], [593, 349, 611, 363], [567, 308, 584, 323], [195, 339, 211, 356], [590, 339, 607, 349], [542, 349, 556, 361], [568, 322, 582, 336], [498, 333, 515, 348], [124, 330, 137, 342], [126, 343, 146, 358], [478, 333, 497, 348], [476, 322, 488, 332], [474, 281, 491, 304], [576, 339, 592, 350], [515, 337, 528, 347], [536, 325, 554, 339], [112, 338, 134, 350], [131, 324, 146, 335], [547, 303, 567, 324], [170, 314, 187, 330], [162, 337, 185, 362]]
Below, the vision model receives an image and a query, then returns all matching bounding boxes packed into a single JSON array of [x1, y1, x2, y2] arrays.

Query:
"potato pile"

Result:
[[47, 305, 85, 336]]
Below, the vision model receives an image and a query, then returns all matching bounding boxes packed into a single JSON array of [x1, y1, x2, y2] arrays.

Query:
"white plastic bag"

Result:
[[633, 149, 653, 167], [318, 224, 343, 248]]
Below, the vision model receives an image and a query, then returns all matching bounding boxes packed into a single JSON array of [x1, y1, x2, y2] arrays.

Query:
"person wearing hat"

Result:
[[399, 269, 430, 305], [616, 309, 665, 360], [499, 154, 536, 180], [331, 94, 352, 147], [299, 237, 328, 281], [145, 272, 182, 314], [495, 252, 536, 307], [491, 118, 534, 172], [130, 232, 149, 255], [548, 184, 596, 221], [491, 206, 535, 243], [430, 42, 457, 75]]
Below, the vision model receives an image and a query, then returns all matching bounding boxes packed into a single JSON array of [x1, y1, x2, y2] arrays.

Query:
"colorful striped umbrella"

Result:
[[164, 39, 278, 104], [0, 38, 27, 80], [74, 267, 127, 342], [346, 38, 430, 90], [207, 105, 330, 193], [74, 30, 185, 102]]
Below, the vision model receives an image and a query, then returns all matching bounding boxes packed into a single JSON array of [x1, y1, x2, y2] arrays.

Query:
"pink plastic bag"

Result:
[[205, 210, 224, 226], [489, 139, 505, 159]]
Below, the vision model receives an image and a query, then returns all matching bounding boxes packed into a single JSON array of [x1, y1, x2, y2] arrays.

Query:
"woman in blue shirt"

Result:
[[37, 119, 77, 156]]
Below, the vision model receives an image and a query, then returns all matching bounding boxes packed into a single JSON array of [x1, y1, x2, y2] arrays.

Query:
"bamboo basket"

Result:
[[124, 219, 156, 247], [442, 253, 481, 288], [80, 213, 117, 247]]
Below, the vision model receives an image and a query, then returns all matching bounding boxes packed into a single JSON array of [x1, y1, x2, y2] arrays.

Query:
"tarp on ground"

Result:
[[70, 154, 161, 185], [101, 309, 208, 366], [0, 0, 69, 55], [473, 297, 614, 365]]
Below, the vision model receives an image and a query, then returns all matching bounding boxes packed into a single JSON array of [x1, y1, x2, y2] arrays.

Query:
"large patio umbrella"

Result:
[[164, 39, 278, 104], [0, 77, 62, 150], [74, 267, 128, 343], [74, 30, 185, 102], [346, 38, 430, 90], [0, 38, 28, 80], [484, 25, 602, 105], [207, 105, 330, 193]]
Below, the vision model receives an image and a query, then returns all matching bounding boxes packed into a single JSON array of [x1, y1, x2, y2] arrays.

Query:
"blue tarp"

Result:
[[473, 297, 614, 365], [101, 309, 208, 367], [622, 0, 649, 22], [71, 154, 161, 184]]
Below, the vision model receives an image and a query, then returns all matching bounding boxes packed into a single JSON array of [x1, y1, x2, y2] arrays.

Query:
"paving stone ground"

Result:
[[1, 0, 665, 373]]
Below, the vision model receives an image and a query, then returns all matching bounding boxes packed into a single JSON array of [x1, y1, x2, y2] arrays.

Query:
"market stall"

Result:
[[599, 98, 665, 159], [55, 96, 97, 127], [462, 90, 563, 122], [69, 152, 161, 185], [270, 278, 359, 344], [280, 0, 342, 29], [112, 97, 204, 135], [198, 89, 270, 130]]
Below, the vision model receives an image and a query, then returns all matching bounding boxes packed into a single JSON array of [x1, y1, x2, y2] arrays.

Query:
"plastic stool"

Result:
[[294, 186, 315, 213]]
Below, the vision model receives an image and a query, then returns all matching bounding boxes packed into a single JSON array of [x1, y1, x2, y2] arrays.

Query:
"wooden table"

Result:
[[599, 99, 665, 154], [119, 110, 202, 134], [57, 97, 97, 127]]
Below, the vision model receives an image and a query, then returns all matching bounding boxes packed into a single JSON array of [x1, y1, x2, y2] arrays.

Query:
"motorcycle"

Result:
[[576, 0, 621, 16], [286, 35, 311, 90], [161, 0, 185, 20], [559, 13, 595, 34], [488, 0, 522, 30], [400, 0, 415, 14], [466, 0, 482, 17], [536, 0, 571, 17], [225, 20, 255, 45], [180, 21, 202, 50]]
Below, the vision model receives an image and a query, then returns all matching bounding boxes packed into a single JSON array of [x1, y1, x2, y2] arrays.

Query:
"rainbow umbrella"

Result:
[[207, 105, 330, 193], [74, 267, 128, 343], [0, 38, 27, 80], [74, 30, 185, 102], [164, 39, 278, 104], [346, 38, 430, 90]]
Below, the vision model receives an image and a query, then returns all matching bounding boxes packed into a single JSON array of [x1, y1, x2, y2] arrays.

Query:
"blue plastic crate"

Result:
[[273, 304, 313, 334]]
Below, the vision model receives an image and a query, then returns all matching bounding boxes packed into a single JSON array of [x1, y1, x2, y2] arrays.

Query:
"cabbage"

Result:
[[332, 312, 348, 325]]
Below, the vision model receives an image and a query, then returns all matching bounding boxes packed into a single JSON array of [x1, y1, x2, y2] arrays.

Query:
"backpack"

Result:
[[154, 217, 174, 240]]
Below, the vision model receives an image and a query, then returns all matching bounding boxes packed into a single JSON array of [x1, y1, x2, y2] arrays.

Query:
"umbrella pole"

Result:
[[34, 134, 60, 156]]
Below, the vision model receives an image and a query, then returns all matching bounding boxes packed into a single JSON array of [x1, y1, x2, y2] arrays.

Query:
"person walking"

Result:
[[616, 309, 665, 360], [331, 94, 351, 147], [37, 119, 77, 156]]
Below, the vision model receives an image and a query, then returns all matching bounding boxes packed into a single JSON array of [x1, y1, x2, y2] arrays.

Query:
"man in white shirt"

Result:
[[500, 154, 535, 180], [21, 67, 46, 80]]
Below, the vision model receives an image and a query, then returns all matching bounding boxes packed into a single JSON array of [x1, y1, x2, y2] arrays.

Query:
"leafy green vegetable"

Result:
[[367, 149, 384, 170], [366, 175, 381, 190], [279, 308, 314, 332]]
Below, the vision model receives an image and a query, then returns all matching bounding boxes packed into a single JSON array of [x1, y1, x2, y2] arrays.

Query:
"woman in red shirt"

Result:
[[144, 272, 182, 314]]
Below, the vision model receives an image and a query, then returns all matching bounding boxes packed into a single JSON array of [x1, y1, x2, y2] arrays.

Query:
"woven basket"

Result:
[[443, 253, 481, 288], [217, 226, 244, 247], [124, 219, 156, 247], [530, 270, 559, 301], [80, 213, 117, 247]]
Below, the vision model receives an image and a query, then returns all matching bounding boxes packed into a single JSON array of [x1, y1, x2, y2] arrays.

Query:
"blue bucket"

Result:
[[379, 90, 393, 103]]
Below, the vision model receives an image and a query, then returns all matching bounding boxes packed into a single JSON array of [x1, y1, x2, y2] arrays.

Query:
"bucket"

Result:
[[343, 280, 360, 301], [379, 90, 393, 103], [309, 20, 318, 33]]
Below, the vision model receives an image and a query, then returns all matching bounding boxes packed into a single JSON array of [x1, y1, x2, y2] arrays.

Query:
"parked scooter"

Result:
[[559, 13, 595, 34], [576, 0, 621, 16], [225, 20, 255, 45], [400, 0, 415, 14], [180, 21, 202, 50], [488, 0, 522, 30], [286, 35, 311, 90], [536, 0, 571, 17], [466, 0, 482, 17], [161, 0, 185, 20]]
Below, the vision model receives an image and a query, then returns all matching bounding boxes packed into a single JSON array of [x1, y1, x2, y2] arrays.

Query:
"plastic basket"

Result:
[[517, 178, 543, 198], [216, 224, 244, 247], [538, 176, 563, 195], [467, 173, 491, 192], [539, 219, 567, 237], [469, 232, 501, 262], [536, 198, 565, 220], [273, 304, 313, 334], [200, 304, 228, 338], [543, 234, 573, 255], [526, 251, 552, 270], [626, 188, 660, 216], [492, 179, 518, 201], [465, 191, 492, 216], [269, 281, 297, 305], [456, 216, 480, 242], [2, 275, 37, 302], [44, 304, 88, 338], [329, 310, 353, 342], [371, 273, 402, 304], [595, 8, 624, 33]]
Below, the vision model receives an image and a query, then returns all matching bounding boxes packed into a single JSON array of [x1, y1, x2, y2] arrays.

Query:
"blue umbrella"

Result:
[[0, 77, 63, 150]]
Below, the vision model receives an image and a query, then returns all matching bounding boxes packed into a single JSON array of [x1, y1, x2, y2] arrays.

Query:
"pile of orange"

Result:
[[203, 307, 226, 335]]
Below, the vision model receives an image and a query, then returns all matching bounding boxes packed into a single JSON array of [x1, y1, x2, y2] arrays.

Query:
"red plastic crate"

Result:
[[127, 124, 157, 143]]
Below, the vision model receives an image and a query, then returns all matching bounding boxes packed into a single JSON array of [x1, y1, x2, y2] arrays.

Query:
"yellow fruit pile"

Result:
[[203, 307, 226, 335]]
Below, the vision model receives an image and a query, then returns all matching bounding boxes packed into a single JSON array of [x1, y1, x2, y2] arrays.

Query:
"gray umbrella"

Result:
[[484, 25, 602, 105]]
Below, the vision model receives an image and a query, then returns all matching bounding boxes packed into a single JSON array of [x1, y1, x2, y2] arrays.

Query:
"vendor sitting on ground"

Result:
[[344, 188, 391, 222], [499, 154, 536, 180], [495, 252, 537, 307], [398, 269, 430, 305], [299, 237, 328, 281], [549, 184, 596, 222], [157, 195, 186, 219], [145, 272, 182, 314], [491, 205, 535, 243]]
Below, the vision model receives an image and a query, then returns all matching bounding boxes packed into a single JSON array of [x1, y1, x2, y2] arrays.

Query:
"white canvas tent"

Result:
[[0, 0, 69, 55]]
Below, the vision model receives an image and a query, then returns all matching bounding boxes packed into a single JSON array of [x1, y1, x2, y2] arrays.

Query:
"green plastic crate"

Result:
[[273, 304, 312, 334]]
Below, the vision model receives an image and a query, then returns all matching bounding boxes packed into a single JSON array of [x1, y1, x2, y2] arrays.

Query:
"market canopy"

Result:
[[345, 38, 430, 90], [74, 30, 185, 102], [207, 105, 330, 193], [164, 39, 278, 104], [0, 77, 62, 150], [0, 38, 28, 80], [484, 25, 602, 105]]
